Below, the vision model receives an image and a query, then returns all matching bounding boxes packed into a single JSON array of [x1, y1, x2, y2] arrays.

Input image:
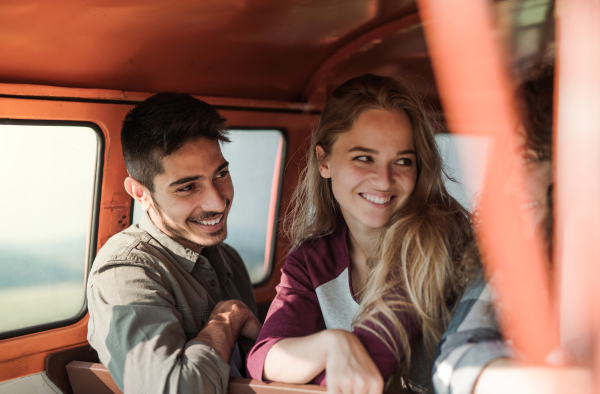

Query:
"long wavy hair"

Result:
[[285, 74, 478, 382]]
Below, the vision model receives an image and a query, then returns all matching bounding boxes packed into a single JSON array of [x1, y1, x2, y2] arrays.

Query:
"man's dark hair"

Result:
[[121, 93, 229, 192]]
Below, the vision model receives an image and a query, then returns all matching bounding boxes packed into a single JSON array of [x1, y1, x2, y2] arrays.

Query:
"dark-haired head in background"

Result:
[[508, 64, 554, 260]]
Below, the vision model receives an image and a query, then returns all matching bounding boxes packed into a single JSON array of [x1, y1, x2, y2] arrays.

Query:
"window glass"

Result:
[[435, 133, 491, 212], [0, 124, 99, 335], [132, 129, 284, 283]]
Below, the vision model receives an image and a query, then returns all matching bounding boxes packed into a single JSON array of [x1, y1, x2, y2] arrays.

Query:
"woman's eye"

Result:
[[354, 156, 371, 162], [396, 158, 413, 166], [520, 149, 540, 164]]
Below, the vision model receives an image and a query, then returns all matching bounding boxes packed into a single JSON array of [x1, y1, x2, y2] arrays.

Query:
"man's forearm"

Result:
[[195, 318, 240, 362], [194, 300, 260, 363]]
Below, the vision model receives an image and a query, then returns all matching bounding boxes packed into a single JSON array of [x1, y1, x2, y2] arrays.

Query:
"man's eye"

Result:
[[177, 184, 195, 192], [396, 158, 413, 166], [354, 156, 371, 162], [216, 170, 230, 178]]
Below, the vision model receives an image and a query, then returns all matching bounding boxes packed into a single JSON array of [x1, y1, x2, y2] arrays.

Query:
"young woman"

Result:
[[246, 74, 476, 393]]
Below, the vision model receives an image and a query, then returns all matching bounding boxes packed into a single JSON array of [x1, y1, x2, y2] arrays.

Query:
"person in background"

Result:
[[247, 74, 478, 394], [432, 65, 591, 394]]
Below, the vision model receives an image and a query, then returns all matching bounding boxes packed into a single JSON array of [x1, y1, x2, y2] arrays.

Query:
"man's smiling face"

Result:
[[147, 137, 233, 252]]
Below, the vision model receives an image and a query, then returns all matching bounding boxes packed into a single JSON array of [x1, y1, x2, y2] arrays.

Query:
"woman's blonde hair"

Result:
[[285, 74, 478, 383]]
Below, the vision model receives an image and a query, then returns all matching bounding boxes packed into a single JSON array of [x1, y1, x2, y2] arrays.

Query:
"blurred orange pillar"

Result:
[[417, 0, 558, 362], [554, 0, 600, 387]]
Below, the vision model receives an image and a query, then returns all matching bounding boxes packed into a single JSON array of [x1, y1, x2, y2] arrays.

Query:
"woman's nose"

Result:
[[503, 161, 522, 197], [372, 164, 393, 190]]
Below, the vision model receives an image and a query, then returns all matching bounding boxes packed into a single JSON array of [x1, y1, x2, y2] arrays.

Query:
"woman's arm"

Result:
[[247, 246, 383, 394], [474, 359, 592, 394], [264, 329, 383, 394], [246, 247, 327, 383]]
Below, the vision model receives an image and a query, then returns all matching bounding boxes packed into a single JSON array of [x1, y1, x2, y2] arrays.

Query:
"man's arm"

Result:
[[87, 262, 256, 394], [195, 299, 261, 363]]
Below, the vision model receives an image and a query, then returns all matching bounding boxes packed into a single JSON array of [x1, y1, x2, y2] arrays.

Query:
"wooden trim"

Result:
[[0, 83, 313, 112]]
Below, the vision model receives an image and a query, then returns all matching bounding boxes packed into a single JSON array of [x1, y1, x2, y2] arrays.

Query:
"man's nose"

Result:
[[372, 164, 393, 190], [202, 183, 228, 212]]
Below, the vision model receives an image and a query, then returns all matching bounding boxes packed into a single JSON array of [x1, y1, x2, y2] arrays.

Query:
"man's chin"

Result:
[[190, 228, 227, 247]]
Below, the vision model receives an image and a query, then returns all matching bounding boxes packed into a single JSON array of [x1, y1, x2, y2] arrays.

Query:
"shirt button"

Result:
[[199, 259, 204, 264], [210, 280, 216, 286]]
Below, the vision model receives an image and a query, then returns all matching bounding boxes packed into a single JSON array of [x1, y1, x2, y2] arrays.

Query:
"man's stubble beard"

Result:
[[152, 198, 227, 249]]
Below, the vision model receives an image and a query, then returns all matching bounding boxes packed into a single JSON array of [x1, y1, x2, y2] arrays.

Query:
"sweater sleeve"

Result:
[[246, 246, 326, 384]]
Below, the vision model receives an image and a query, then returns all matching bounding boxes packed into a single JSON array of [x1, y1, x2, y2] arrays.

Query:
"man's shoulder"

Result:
[[91, 224, 158, 272]]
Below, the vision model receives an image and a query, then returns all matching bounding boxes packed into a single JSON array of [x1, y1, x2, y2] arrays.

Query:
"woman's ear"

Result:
[[316, 145, 331, 178]]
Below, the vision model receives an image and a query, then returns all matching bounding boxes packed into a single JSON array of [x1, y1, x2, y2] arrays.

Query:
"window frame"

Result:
[[0, 119, 105, 341]]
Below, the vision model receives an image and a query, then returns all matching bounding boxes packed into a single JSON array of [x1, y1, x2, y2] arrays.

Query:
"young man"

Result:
[[87, 93, 261, 394]]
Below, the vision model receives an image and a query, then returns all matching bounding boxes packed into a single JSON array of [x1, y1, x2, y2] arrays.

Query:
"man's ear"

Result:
[[315, 145, 331, 179], [124, 177, 153, 211]]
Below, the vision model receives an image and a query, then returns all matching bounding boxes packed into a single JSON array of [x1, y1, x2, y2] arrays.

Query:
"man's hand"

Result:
[[324, 329, 383, 394], [195, 300, 262, 363]]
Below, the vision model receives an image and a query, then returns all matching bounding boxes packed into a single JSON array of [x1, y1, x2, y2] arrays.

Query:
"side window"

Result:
[[0, 123, 102, 337], [132, 129, 285, 284], [435, 133, 491, 212]]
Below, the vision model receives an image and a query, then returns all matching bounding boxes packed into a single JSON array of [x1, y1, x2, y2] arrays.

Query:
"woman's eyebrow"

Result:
[[348, 146, 377, 154], [397, 149, 416, 155]]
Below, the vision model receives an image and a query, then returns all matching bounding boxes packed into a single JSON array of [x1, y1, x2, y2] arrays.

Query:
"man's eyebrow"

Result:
[[169, 175, 203, 188], [214, 161, 229, 174]]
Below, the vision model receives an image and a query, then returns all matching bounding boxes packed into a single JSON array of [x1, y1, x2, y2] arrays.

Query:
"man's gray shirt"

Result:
[[87, 213, 257, 394]]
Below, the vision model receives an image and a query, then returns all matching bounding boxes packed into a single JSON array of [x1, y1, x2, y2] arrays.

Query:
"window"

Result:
[[0, 123, 102, 337], [132, 129, 285, 284], [435, 133, 491, 212]]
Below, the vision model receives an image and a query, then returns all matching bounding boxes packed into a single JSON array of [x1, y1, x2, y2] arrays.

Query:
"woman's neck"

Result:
[[344, 218, 380, 299]]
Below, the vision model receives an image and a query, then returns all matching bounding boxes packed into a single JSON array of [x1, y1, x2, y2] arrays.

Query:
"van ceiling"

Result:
[[0, 0, 435, 106]]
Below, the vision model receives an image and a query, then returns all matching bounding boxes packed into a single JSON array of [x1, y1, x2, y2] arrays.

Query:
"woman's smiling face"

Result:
[[317, 109, 418, 233], [505, 131, 553, 235]]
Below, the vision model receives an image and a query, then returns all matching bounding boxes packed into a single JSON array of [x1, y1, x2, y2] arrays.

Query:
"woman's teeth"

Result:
[[361, 193, 392, 205], [519, 201, 539, 211], [199, 216, 222, 225]]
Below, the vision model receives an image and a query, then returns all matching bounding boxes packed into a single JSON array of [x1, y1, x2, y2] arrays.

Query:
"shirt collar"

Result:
[[139, 212, 199, 273]]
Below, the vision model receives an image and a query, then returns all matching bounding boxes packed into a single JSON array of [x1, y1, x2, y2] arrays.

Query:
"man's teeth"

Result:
[[361, 193, 392, 205], [519, 201, 539, 211], [199, 216, 222, 225]]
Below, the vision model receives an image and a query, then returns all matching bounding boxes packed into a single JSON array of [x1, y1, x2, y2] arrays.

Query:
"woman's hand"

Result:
[[324, 329, 384, 394], [263, 329, 383, 394]]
